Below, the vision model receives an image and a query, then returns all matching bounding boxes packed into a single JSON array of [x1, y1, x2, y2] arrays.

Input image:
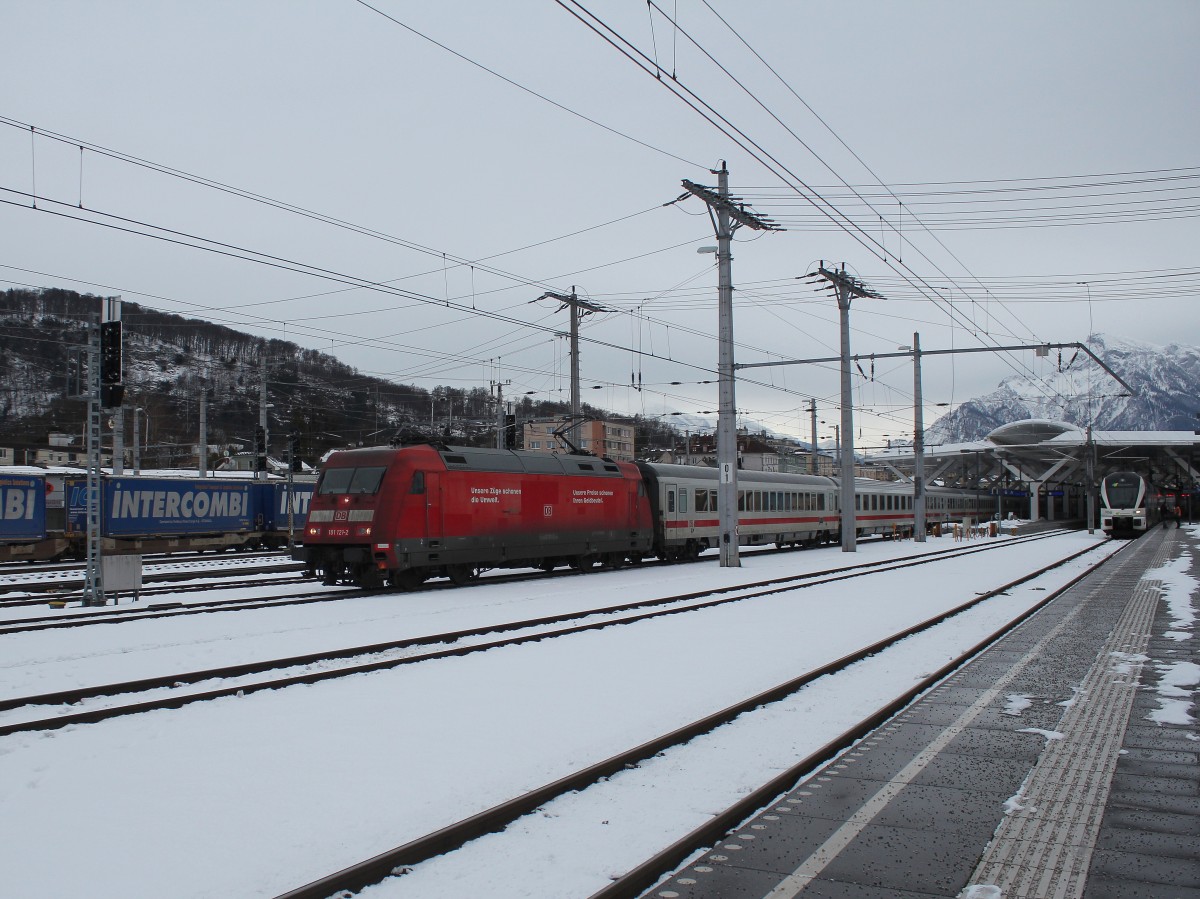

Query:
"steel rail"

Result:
[[0, 561, 304, 602]]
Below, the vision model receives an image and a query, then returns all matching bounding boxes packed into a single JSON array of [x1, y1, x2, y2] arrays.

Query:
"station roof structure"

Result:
[[864, 418, 1199, 494]]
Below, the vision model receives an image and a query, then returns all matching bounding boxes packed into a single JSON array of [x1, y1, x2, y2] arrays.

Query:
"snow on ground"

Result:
[[1144, 526, 1198, 727], [0, 533, 1070, 700], [0, 531, 1148, 898]]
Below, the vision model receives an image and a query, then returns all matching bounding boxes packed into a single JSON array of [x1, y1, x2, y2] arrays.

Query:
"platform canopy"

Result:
[[863, 418, 1198, 520]]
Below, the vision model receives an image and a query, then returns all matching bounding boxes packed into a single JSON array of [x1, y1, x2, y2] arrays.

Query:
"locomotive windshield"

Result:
[[1103, 475, 1142, 508], [318, 466, 387, 496]]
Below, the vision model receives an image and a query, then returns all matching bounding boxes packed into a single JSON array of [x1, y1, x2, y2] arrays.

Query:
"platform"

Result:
[[648, 525, 1198, 899]]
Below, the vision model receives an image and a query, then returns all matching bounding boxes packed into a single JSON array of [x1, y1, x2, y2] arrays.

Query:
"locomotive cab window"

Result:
[[318, 466, 387, 496], [410, 471, 426, 494]]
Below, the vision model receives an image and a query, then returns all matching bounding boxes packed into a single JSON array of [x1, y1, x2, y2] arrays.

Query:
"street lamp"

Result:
[[820, 421, 841, 466]]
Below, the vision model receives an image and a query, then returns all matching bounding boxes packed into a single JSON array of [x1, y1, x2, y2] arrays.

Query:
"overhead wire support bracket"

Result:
[[534, 288, 610, 449], [681, 178, 784, 232], [735, 340, 1135, 395]]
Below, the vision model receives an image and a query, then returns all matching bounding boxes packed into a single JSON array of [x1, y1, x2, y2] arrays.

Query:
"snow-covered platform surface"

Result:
[[655, 524, 1200, 899]]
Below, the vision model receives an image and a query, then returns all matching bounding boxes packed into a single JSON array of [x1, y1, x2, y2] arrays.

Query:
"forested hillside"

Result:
[[0, 288, 678, 466]]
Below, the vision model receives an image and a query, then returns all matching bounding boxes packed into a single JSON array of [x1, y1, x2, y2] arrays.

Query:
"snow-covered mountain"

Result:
[[924, 334, 1200, 444]]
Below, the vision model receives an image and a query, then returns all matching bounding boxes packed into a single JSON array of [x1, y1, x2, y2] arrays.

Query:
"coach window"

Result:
[[679, 489, 689, 513], [667, 488, 676, 514], [695, 489, 708, 513]]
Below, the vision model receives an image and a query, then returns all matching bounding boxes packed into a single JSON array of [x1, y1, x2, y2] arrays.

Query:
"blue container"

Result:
[[267, 481, 314, 532], [0, 474, 48, 542], [90, 477, 256, 537]]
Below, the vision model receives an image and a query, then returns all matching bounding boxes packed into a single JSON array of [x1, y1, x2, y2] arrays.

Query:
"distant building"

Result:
[[522, 419, 637, 462], [778, 449, 838, 477], [0, 435, 112, 467], [652, 432, 780, 471]]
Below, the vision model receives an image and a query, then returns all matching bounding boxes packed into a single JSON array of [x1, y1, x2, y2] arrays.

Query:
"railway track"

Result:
[[0, 529, 1081, 737], [0, 578, 350, 635], [0, 530, 1072, 636], [0, 559, 305, 604], [268, 535, 1128, 899], [0, 547, 290, 579]]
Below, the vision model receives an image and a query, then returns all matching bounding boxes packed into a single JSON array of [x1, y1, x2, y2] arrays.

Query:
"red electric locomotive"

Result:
[[302, 444, 654, 589]]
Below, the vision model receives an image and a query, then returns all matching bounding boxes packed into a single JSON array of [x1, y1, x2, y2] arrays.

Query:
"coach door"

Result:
[[424, 471, 443, 543], [665, 482, 683, 536]]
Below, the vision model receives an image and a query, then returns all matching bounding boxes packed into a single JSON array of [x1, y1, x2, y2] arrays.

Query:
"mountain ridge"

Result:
[[923, 333, 1199, 445]]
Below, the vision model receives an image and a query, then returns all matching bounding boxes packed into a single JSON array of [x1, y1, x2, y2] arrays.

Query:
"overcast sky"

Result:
[[3, 1, 1197, 445]]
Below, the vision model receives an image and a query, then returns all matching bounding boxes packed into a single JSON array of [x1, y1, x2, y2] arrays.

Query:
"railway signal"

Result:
[[99, 319, 124, 409], [255, 426, 267, 472]]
